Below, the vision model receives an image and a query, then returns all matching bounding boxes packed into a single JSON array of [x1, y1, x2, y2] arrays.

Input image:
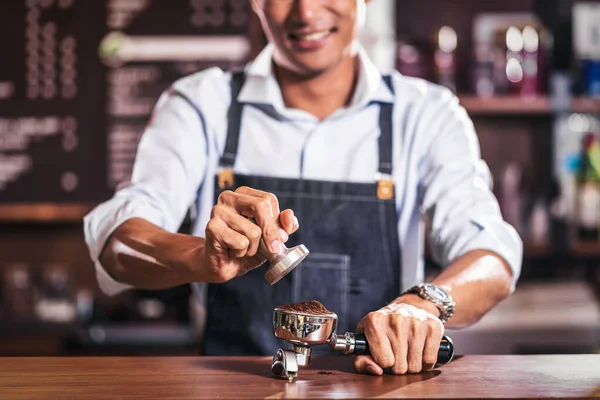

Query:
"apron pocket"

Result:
[[291, 252, 350, 334]]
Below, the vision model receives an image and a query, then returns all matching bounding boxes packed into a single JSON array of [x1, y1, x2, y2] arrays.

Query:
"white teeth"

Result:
[[297, 30, 329, 42]]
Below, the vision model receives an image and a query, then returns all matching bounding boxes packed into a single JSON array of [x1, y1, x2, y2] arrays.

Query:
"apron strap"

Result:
[[218, 72, 396, 195], [377, 75, 395, 200], [217, 70, 245, 189]]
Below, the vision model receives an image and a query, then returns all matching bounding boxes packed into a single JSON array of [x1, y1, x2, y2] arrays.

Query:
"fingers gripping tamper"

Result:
[[249, 218, 309, 285], [261, 240, 309, 285]]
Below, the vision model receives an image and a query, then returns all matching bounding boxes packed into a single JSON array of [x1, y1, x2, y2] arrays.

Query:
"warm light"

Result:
[[506, 58, 523, 82], [43, 53, 56, 65], [60, 54, 76, 66], [569, 113, 594, 133], [0, 82, 14, 99], [43, 69, 55, 81], [398, 44, 420, 64], [506, 26, 524, 52], [27, 54, 39, 65], [62, 116, 77, 133], [27, 74, 38, 85], [61, 37, 76, 53], [42, 22, 56, 38], [26, 26, 39, 39], [522, 26, 539, 52], [61, 85, 77, 98], [61, 171, 78, 192], [43, 43, 56, 57], [26, 86, 39, 99], [42, 85, 57, 99], [438, 26, 457, 53], [58, 0, 74, 9], [61, 69, 76, 82], [27, 40, 38, 54], [39, 0, 54, 9], [26, 9, 40, 23], [62, 134, 78, 152]]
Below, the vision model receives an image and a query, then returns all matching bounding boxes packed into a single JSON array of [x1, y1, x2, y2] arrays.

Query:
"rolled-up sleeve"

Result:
[[417, 89, 523, 291], [83, 90, 207, 295]]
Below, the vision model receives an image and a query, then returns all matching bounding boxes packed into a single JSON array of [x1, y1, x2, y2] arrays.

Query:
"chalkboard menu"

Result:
[[0, 0, 251, 203]]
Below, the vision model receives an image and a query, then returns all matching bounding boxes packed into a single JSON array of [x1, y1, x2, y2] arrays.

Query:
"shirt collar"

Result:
[[238, 42, 395, 110]]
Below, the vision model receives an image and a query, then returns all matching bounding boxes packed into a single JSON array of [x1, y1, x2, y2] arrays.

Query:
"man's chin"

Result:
[[285, 58, 342, 78]]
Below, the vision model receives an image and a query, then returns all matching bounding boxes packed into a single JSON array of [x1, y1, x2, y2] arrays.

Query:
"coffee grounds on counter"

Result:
[[317, 371, 336, 375], [277, 300, 331, 315]]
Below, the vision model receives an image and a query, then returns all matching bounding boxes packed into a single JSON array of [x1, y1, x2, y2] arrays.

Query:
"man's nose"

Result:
[[293, 0, 324, 23]]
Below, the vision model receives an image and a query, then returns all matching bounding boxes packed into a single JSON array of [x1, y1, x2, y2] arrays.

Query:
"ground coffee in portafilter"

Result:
[[277, 300, 332, 315]]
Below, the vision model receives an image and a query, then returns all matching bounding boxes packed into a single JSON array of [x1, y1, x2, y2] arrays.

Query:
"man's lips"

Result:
[[288, 27, 337, 42]]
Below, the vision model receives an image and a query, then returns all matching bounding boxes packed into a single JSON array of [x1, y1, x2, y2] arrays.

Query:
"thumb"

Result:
[[353, 355, 383, 376]]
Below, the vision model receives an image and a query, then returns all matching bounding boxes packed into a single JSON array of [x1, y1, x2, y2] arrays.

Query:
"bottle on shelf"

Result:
[[1, 263, 35, 319], [574, 131, 600, 241], [395, 37, 430, 81], [572, 2, 600, 99], [434, 26, 458, 93], [34, 264, 77, 324]]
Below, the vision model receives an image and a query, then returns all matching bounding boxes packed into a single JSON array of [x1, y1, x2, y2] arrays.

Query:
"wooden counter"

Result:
[[1, 355, 599, 399]]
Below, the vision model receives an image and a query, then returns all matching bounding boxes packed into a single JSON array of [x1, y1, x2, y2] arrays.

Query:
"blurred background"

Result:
[[0, 0, 600, 357]]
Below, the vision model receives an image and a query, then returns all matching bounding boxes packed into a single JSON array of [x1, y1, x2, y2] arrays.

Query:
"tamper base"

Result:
[[265, 244, 309, 285]]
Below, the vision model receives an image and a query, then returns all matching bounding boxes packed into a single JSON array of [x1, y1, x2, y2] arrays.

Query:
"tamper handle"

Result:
[[353, 333, 454, 366]]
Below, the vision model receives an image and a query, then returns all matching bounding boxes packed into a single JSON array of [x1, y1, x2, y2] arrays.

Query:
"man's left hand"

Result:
[[353, 295, 444, 375]]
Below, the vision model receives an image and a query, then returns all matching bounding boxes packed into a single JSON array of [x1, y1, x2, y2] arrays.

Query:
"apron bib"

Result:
[[197, 72, 401, 356]]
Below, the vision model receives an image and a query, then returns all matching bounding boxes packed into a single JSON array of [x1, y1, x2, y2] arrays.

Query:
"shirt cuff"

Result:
[[83, 196, 167, 296]]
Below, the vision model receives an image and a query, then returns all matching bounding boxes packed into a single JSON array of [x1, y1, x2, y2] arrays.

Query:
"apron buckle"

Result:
[[218, 168, 235, 189], [377, 179, 394, 200]]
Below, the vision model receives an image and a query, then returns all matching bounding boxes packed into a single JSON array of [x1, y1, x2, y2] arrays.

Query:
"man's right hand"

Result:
[[199, 186, 299, 283]]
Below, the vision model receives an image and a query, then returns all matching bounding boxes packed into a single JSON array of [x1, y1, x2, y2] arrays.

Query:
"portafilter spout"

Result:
[[271, 307, 455, 381], [271, 307, 338, 381]]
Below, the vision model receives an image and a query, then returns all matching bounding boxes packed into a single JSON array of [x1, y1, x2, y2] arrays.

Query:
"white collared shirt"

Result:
[[84, 44, 522, 295]]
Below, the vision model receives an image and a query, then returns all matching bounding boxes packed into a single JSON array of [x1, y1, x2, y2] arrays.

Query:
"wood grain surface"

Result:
[[1, 355, 599, 399]]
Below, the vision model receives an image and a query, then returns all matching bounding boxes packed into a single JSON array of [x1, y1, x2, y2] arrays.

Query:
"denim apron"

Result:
[[199, 71, 401, 356]]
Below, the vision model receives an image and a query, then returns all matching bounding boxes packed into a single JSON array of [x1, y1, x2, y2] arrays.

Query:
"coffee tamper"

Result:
[[271, 307, 455, 381], [261, 240, 309, 285], [249, 218, 309, 285]]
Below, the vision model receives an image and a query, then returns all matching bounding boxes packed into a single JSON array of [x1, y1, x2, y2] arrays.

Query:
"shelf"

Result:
[[459, 95, 600, 115], [571, 97, 600, 114], [459, 95, 552, 115], [523, 243, 553, 258], [73, 323, 197, 347], [570, 240, 600, 257], [0, 203, 94, 223]]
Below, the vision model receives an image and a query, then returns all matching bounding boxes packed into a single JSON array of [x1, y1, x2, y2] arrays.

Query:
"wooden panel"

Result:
[[0, 355, 599, 399]]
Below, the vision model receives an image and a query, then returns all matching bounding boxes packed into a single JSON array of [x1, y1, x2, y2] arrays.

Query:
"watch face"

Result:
[[424, 284, 451, 303]]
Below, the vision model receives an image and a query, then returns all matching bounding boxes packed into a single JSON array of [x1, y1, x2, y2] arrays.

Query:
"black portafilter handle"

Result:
[[352, 333, 454, 366]]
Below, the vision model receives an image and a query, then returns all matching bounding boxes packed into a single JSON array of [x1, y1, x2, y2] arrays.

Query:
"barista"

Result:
[[84, 0, 522, 375]]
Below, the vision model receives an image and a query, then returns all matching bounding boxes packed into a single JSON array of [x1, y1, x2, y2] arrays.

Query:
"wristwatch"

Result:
[[404, 283, 455, 324]]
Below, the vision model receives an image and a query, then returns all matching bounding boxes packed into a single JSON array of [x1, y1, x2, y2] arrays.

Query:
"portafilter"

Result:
[[271, 307, 454, 381]]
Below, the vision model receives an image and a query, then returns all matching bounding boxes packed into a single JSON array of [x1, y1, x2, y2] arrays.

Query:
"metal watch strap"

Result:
[[405, 283, 455, 324]]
